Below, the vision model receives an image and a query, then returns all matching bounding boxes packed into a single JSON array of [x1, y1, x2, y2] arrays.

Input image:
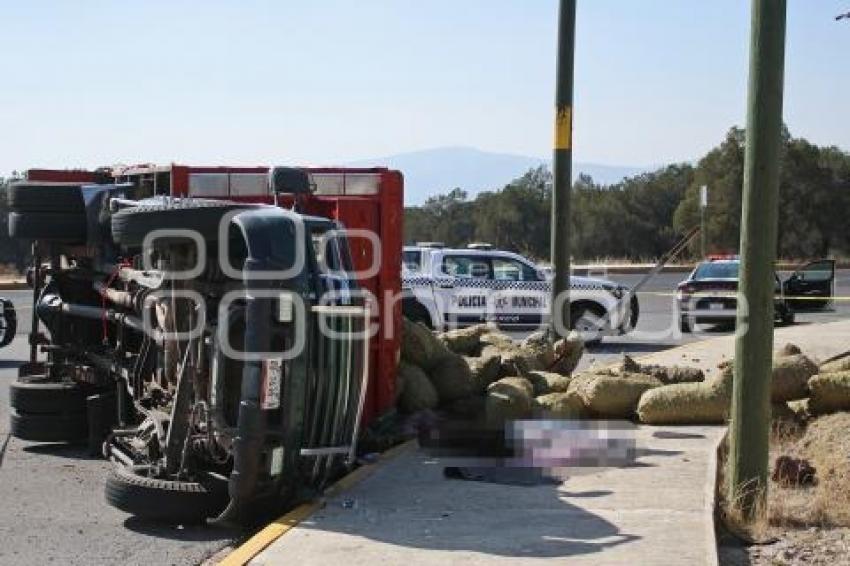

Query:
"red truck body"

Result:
[[27, 165, 403, 426]]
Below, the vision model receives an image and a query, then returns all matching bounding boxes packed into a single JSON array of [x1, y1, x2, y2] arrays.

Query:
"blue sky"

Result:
[[0, 1, 847, 175]]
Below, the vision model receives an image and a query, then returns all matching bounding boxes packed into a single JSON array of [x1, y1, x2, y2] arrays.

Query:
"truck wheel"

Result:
[[111, 202, 255, 249], [0, 298, 16, 347], [10, 410, 87, 443], [10, 376, 87, 415], [8, 183, 85, 213], [105, 465, 228, 523], [8, 211, 87, 243]]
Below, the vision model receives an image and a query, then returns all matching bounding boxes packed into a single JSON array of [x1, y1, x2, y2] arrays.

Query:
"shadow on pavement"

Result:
[[23, 443, 101, 461], [588, 342, 677, 355], [652, 430, 706, 440], [123, 517, 240, 543], [301, 479, 642, 559]]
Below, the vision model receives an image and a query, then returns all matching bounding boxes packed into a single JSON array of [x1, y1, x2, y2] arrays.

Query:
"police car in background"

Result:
[[676, 255, 835, 332], [402, 243, 639, 343]]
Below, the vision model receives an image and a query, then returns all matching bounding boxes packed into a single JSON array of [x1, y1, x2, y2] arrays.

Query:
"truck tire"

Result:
[[8, 211, 87, 243], [111, 202, 255, 249], [0, 298, 16, 347], [10, 376, 87, 415], [9, 409, 87, 443], [105, 465, 228, 523], [8, 182, 85, 213]]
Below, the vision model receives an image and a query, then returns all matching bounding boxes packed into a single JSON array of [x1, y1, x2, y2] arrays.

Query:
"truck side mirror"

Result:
[[270, 167, 312, 195]]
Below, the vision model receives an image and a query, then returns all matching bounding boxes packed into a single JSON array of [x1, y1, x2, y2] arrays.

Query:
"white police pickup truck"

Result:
[[402, 244, 639, 342]]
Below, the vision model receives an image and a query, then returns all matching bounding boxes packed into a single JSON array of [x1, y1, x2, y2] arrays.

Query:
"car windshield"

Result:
[[693, 261, 740, 280], [403, 250, 422, 272]]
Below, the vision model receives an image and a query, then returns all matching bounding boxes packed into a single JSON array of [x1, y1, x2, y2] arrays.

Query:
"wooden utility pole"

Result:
[[549, 0, 576, 340], [728, 0, 787, 519]]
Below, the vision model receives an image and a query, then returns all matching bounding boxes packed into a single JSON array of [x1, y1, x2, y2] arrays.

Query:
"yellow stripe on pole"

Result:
[[554, 106, 573, 150]]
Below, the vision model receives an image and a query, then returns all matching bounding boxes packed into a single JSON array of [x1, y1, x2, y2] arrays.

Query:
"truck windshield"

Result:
[[693, 262, 740, 280]]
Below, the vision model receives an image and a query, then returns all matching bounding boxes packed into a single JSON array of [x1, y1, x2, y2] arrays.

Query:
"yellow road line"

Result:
[[219, 440, 416, 566]]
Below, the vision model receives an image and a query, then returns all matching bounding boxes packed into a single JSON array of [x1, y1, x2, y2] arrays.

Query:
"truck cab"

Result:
[[7, 165, 402, 524]]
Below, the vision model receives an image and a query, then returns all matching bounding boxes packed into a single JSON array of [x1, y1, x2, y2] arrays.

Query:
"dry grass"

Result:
[[769, 413, 850, 528], [719, 412, 850, 540]]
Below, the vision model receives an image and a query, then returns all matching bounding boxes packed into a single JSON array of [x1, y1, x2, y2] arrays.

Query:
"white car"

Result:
[[402, 244, 639, 342]]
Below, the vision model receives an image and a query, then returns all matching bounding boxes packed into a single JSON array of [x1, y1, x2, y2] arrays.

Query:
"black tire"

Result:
[[9, 409, 87, 442], [105, 465, 228, 523], [680, 316, 693, 333], [10, 376, 87, 415], [570, 303, 607, 346], [0, 298, 16, 347], [8, 211, 87, 243], [779, 307, 795, 326], [8, 182, 85, 213], [111, 202, 256, 249]]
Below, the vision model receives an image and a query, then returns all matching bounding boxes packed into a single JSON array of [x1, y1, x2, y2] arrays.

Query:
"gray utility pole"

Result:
[[728, 0, 787, 520], [550, 0, 576, 340]]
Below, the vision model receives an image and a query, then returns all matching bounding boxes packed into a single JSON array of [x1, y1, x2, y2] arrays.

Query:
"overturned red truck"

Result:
[[8, 164, 402, 523]]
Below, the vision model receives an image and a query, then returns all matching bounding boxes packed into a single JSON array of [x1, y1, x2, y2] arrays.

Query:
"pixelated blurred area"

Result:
[[419, 418, 638, 485]]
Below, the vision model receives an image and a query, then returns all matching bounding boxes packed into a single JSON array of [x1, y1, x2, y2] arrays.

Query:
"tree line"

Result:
[[404, 127, 850, 262]]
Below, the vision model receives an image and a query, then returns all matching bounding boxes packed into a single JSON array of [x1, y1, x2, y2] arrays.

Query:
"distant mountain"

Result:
[[347, 146, 646, 205]]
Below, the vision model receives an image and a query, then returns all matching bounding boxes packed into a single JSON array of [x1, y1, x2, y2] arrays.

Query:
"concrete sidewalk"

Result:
[[246, 320, 850, 566], [251, 427, 724, 566]]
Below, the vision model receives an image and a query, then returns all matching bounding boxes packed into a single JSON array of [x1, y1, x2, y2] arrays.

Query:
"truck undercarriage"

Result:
[[8, 176, 370, 523]]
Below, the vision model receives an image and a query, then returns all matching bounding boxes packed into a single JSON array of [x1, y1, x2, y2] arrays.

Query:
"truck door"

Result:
[[435, 254, 491, 328], [784, 259, 835, 311], [490, 256, 549, 328]]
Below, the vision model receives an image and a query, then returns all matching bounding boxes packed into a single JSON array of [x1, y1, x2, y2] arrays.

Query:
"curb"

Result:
[[219, 440, 417, 566], [0, 281, 28, 291], [705, 429, 728, 566]]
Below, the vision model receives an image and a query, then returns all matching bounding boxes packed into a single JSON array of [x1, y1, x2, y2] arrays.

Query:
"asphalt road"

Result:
[[0, 291, 239, 566], [0, 270, 847, 566], [577, 269, 850, 371]]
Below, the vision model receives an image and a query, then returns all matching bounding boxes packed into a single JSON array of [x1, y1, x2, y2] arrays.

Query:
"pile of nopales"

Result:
[[398, 319, 583, 423], [398, 320, 850, 425], [638, 343, 850, 425]]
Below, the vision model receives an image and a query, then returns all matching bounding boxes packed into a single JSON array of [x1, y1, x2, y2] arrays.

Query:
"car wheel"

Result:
[[680, 317, 693, 333], [780, 308, 795, 326], [105, 465, 228, 523], [402, 301, 433, 330], [570, 304, 606, 346]]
